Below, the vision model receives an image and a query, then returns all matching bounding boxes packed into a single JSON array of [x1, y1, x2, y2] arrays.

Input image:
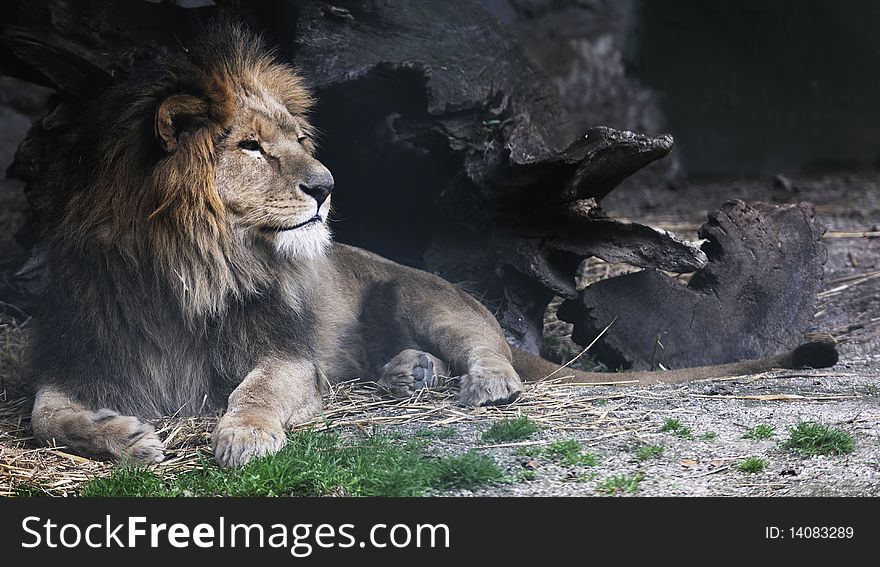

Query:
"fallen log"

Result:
[[558, 201, 828, 370]]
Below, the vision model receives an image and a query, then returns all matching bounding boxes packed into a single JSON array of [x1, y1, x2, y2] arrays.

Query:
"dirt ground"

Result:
[[0, 170, 878, 497]]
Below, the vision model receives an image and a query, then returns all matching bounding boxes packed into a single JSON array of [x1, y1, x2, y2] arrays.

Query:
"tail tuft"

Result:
[[790, 339, 839, 369]]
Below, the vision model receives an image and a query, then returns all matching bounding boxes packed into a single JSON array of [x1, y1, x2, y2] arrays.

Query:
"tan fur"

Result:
[[29, 24, 836, 469], [32, 386, 164, 463], [214, 359, 324, 467]]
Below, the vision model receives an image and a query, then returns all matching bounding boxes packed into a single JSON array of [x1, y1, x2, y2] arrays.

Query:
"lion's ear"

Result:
[[155, 94, 211, 152]]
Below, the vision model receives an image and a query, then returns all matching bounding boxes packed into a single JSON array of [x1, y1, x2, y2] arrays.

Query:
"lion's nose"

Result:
[[300, 169, 334, 207]]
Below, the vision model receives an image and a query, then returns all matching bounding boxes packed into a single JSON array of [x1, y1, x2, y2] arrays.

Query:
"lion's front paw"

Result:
[[87, 409, 165, 464], [458, 360, 524, 406], [378, 350, 448, 398], [212, 413, 287, 468]]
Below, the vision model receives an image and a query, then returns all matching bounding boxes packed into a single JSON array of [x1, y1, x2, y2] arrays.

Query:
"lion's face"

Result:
[[214, 90, 333, 259]]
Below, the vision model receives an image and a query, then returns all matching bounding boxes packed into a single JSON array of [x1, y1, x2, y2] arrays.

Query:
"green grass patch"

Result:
[[81, 431, 505, 497], [783, 421, 855, 456], [414, 426, 457, 440], [82, 466, 176, 497], [425, 451, 506, 490], [597, 472, 645, 495], [743, 424, 776, 440], [635, 444, 664, 461], [481, 416, 539, 443], [512, 439, 600, 466], [660, 418, 693, 439], [699, 432, 718, 441], [512, 445, 542, 458], [736, 457, 768, 474], [517, 470, 537, 482], [572, 472, 597, 483], [13, 484, 47, 497], [544, 440, 600, 466]]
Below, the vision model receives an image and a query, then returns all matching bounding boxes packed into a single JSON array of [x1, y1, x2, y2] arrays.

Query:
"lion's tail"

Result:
[[511, 340, 839, 385]]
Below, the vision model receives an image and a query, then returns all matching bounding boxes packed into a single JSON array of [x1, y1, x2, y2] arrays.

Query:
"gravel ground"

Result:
[[435, 370, 879, 497]]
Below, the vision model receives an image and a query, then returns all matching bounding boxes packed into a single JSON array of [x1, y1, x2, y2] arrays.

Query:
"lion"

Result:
[[27, 24, 838, 468]]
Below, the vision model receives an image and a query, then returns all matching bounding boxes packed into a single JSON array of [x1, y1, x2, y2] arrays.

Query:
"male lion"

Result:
[[28, 25, 837, 468]]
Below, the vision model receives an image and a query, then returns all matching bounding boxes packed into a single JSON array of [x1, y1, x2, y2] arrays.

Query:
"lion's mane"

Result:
[[30, 24, 318, 417]]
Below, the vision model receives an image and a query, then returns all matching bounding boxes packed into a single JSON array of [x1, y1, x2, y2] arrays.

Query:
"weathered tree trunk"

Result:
[[558, 201, 828, 370]]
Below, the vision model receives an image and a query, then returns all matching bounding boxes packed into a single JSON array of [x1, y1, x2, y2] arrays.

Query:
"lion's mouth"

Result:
[[259, 215, 323, 233]]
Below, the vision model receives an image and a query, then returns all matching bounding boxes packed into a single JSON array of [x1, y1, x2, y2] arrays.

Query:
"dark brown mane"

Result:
[[46, 22, 314, 317]]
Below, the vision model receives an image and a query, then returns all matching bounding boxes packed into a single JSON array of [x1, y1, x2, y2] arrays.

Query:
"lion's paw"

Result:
[[87, 409, 165, 464], [458, 360, 524, 407], [212, 413, 287, 469], [378, 350, 448, 398]]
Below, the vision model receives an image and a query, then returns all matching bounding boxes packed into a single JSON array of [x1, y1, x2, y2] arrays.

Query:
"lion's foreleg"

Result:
[[439, 342, 525, 407], [402, 292, 525, 407], [212, 358, 324, 468], [31, 385, 164, 463]]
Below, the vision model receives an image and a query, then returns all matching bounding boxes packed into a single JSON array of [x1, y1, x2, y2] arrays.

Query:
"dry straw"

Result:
[[1, 375, 656, 496]]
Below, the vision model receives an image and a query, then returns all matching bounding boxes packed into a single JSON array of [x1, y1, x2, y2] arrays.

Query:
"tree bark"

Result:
[[558, 201, 828, 370]]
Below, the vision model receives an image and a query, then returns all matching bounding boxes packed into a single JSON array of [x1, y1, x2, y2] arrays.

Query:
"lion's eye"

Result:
[[297, 135, 310, 144], [239, 139, 263, 153]]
